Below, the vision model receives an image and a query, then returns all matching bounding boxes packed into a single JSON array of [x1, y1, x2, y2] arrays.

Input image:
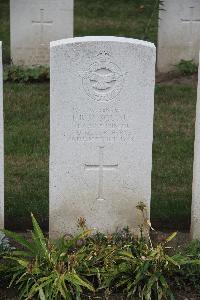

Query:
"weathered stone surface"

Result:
[[0, 42, 4, 229], [10, 0, 73, 66], [191, 53, 200, 240], [50, 36, 156, 237], [157, 0, 200, 73]]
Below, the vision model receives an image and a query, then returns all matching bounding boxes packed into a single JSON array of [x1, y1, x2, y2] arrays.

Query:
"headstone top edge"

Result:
[[50, 36, 155, 49]]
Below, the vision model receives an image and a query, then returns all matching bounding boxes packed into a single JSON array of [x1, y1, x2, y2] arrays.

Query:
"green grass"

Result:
[[0, 0, 10, 64], [0, 0, 197, 230], [75, 0, 158, 43], [4, 83, 49, 230], [152, 85, 196, 230]]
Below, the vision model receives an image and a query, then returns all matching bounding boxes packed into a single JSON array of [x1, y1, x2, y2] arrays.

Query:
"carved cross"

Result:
[[32, 9, 53, 45], [181, 6, 200, 46], [85, 146, 118, 201]]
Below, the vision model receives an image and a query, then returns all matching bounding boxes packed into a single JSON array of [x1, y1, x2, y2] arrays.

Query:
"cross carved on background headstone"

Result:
[[32, 9, 53, 45], [181, 6, 200, 46]]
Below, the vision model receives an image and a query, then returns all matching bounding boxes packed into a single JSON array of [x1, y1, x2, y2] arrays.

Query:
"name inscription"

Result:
[[68, 107, 135, 143]]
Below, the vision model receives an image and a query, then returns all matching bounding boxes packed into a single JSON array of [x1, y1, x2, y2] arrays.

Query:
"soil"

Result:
[[176, 292, 200, 300], [156, 71, 198, 86], [151, 230, 190, 248], [0, 288, 17, 300], [0, 289, 199, 299]]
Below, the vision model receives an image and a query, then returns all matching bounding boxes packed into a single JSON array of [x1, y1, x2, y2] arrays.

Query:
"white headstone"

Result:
[[50, 36, 156, 237], [10, 0, 73, 66], [0, 42, 4, 229], [191, 53, 200, 239], [157, 0, 200, 73]]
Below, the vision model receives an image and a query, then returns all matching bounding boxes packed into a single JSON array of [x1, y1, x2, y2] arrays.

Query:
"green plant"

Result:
[[175, 60, 198, 76], [2, 213, 200, 299], [72, 219, 136, 291], [99, 204, 199, 299], [3, 214, 95, 299], [4, 66, 50, 82], [176, 240, 200, 295], [102, 232, 195, 300]]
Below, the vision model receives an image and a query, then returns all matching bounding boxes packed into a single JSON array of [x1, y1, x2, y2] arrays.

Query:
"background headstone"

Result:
[[0, 42, 4, 229], [50, 36, 156, 237], [191, 53, 200, 239], [10, 0, 73, 66], [157, 0, 200, 73]]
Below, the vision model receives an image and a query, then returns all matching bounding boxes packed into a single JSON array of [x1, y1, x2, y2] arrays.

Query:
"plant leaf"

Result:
[[2, 230, 33, 253], [31, 213, 48, 258], [165, 232, 177, 243], [39, 288, 47, 300]]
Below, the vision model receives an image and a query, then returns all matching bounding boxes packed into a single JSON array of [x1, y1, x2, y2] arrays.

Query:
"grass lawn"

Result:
[[4, 83, 49, 230], [0, 0, 10, 64], [152, 85, 196, 230], [0, 0, 197, 230]]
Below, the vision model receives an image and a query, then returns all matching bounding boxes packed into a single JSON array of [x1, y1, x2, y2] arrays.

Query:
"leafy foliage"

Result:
[[1, 214, 200, 299], [4, 66, 50, 82], [175, 60, 198, 76], [101, 232, 192, 300], [3, 214, 95, 299], [176, 240, 200, 295]]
